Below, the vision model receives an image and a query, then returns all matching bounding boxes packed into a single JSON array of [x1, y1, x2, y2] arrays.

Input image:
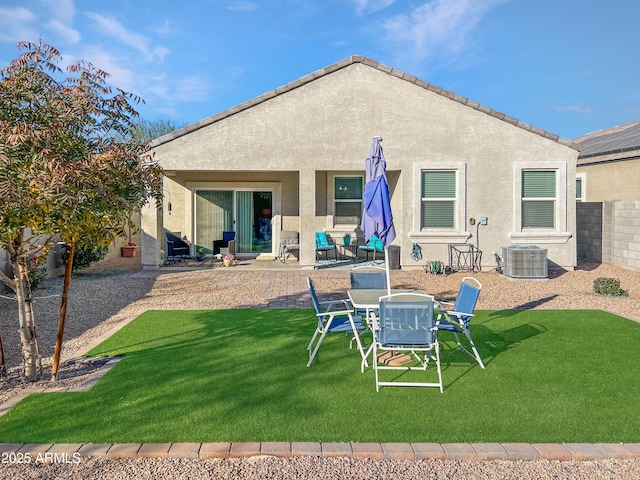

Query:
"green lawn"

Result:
[[1, 308, 639, 444]]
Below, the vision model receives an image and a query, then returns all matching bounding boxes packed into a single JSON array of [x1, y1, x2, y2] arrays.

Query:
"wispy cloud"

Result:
[[86, 12, 167, 61], [148, 74, 210, 103], [40, 0, 76, 24], [0, 7, 39, 43], [69, 46, 136, 92], [383, 0, 507, 69], [47, 19, 81, 44], [351, 0, 396, 15], [227, 2, 259, 12], [153, 19, 175, 36], [552, 105, 593, 115]]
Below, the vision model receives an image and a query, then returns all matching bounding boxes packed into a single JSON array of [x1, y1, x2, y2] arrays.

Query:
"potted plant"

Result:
[[342, 233, 351, 246], [121, 242, 137, 257], [196, 247, 205, 262], [223, 254, 235, 267]]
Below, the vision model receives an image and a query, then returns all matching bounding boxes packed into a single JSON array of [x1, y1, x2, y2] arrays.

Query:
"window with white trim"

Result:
[[334, 176, 363, 225], [521, 170, 556, 229], [576, 173, 585, 202], [421, 170, 456, 229]]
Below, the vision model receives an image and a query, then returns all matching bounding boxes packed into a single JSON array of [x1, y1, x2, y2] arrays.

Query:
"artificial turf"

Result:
[[0, 308, 638, 444]]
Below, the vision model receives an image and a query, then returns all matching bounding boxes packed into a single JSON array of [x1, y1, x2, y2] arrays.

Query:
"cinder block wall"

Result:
[[611, 201, 640, 271], [576, 202, 603, 263], [577, 201, 640, 271]]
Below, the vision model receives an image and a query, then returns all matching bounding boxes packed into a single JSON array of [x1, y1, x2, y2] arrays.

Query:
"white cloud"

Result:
[[552, 105, 593, 115], [153, 19, 174, 36], [383, 0, 507, 67], [40, 0, 76, 24], [67, 46, 136, 93], [175, 75, 210, 102], [148, 74, 209, 103], [0, 7, 39, 43], [227, 2, 259, 12], [47, 19, 81, 45], [351, 0, 396, 15], [86, 12, 165, 62]]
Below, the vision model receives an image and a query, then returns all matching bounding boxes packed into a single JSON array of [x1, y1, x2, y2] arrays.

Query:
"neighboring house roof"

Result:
[[150, 55, 580, 151], [575, 121, 640, 165]]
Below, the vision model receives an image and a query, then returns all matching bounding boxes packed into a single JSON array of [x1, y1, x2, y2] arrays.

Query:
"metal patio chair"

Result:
[[306, 277, 367, 368], [315, 232, 337, 262], [373, 293, 442, 392], [435, 276, 485, 368]]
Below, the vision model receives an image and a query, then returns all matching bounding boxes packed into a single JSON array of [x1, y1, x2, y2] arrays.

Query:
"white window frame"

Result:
[[511, 161, 571, 244], [576, 172, 586, 202], [420, 170, 457, 230], [411, 162, 469, 244], [521, 169, 557, 229], [330, 174, 363, 228]]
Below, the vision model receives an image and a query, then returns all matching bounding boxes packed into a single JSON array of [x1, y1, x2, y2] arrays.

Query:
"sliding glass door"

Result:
[[194, 189, 272, 255]]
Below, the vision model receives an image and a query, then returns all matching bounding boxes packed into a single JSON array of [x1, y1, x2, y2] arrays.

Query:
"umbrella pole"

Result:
[[385, 246, 391, 296]]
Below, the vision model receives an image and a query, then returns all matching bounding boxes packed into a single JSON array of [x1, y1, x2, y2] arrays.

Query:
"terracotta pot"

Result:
[[121, 246, 136, 257]]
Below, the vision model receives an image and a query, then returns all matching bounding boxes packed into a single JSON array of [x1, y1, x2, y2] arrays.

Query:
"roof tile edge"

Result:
[[150, 55, 580, 151]]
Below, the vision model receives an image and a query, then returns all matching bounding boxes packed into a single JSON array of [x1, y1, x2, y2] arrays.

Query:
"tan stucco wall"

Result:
[[577, 157, 640, 202], [145, 63, 578, 270]]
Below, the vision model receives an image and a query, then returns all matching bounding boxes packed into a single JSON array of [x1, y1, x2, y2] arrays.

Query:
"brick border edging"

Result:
[[1, 442, 639, 462], [2, 357, 639, 463]]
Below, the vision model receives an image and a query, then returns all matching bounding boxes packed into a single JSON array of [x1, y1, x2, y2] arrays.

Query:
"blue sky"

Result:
[[1, 0, 638, 140]]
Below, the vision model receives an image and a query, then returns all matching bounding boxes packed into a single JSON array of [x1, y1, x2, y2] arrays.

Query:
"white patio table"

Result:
[[347, 289, 429, 372]]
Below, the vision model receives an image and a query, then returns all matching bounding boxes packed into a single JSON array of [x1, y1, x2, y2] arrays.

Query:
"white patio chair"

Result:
[[372, 293, 442, 392]]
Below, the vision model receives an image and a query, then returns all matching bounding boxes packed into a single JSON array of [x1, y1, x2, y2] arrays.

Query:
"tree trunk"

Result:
[[0, 328, 7, 377], [52, 242, 74, 381], [15, 257, 41, 381]]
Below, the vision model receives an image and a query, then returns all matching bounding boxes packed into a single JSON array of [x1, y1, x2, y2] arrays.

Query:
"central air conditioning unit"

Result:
[[501, 245, 548, 278]]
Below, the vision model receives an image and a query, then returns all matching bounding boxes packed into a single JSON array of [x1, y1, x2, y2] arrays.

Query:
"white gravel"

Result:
[[1, 257, 640, 479]]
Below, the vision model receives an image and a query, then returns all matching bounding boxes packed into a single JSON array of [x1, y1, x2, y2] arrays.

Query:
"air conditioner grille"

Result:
[[502, 245, 548, 278]]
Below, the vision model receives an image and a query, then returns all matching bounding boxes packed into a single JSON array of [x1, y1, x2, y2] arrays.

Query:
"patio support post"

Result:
[[141, 196, 162, 269], [299, 168, 316, 268]]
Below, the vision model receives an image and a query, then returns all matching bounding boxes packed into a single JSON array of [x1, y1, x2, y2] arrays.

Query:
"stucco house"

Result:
[[574, 121, 640, 270], [141, 55, 580, 272], [575, 121, 640, 202]]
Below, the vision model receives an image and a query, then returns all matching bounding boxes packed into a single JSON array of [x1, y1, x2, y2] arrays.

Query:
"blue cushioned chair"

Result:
[[358, 234, 385, 262], [315, 232, 337, 262]]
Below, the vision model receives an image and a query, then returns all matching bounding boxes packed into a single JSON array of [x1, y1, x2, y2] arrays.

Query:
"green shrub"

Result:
[[63, 246, 109, 272], [593, 277, 629, 297], [27, 254, 47, 290]]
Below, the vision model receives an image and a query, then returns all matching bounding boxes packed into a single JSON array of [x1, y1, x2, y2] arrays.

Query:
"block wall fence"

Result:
[[577, 201, 640, 271]]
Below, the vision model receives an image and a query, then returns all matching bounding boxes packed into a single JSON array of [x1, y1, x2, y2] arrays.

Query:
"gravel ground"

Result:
[[1, 257, 640, 479]]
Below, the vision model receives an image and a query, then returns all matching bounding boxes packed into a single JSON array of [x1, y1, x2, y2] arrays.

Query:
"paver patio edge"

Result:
[[2, 442, 638, 461]]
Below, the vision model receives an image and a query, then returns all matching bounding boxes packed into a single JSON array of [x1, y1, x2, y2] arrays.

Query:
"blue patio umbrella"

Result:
[[361, 136, 396, 295]]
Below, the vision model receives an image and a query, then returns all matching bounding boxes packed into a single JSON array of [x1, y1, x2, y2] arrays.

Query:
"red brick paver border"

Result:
[[2, 442, 640, 461]]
